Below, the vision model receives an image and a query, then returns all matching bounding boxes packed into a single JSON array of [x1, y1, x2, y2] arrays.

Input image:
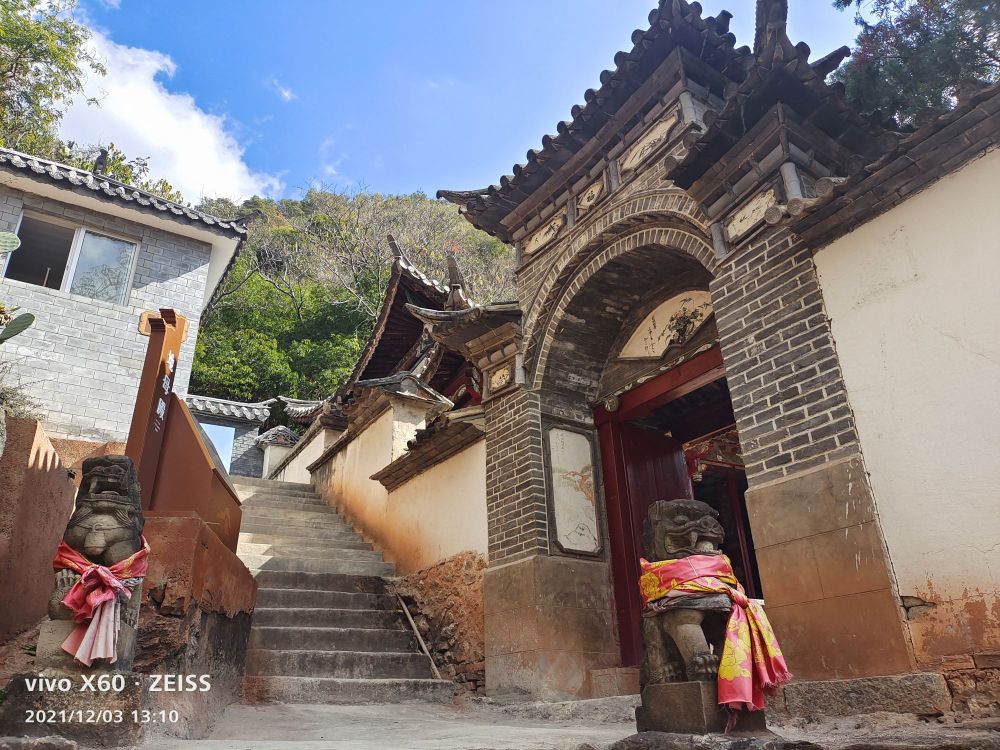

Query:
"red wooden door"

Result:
[[599, 421, 693, 666]]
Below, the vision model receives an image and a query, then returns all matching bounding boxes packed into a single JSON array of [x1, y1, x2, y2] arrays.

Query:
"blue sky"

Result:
[[65, 1, 860, 202]]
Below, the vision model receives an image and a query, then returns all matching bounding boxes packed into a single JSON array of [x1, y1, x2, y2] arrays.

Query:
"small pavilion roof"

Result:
[[344, 239, 448, 388]]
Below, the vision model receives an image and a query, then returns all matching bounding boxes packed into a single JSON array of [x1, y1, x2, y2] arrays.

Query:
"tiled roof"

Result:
[[436, 0, 753, 239], [437, 0, 900, 240], [0, 147, 247, 238], [371, 406, 485, 491], [341, 249, 449, 389], [789, 82, 1000, 248], [255, 425, 300, 447], [276, 396, 324, 424], [185, 395, 274, 423]]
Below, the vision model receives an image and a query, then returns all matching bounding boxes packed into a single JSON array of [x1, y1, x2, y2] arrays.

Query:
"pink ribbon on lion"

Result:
[[639, 554, 792, 714], [52, 538, 150, 667]]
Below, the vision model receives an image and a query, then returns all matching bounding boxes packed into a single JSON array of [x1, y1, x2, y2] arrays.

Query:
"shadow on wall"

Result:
[[49, 437, 127, 490], [0, 417, 76, 641]]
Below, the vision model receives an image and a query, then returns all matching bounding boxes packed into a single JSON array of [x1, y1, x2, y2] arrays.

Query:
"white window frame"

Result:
[[4, 210, 140, 306]]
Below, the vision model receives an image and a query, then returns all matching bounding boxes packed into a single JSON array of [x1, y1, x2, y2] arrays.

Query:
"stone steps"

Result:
[[236, 477, 452, 706], [237, 487, 325, 500], [242, 676, 455, 705], [255, 588, 395, 610], [239, 532, 372, 550], [254, 607, 406, 629], [241, 518, 352, 534], [241, 506, 349, 523], [253, 571, 392, 595], [250, 625, 414, 652], [239, 523, 364, 542], [233, 477, 313, 492], [245, 649, 432, 679], [240, 555, 394, 576], [240, 498, 331, 513], [238, 543, 382, 561]]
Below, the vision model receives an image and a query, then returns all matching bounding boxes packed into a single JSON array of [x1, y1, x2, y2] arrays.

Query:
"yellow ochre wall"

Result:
[[311, 403, 488, 574]]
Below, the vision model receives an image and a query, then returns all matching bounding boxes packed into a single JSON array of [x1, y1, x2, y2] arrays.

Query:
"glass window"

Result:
[[68, 231, 136, 304]]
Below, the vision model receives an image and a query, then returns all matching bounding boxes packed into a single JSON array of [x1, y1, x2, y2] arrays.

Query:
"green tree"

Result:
[[299, 187, 515, 322], [833, 0, 1000, 125], [191, 191, 515, 402], [191, 325, 296, 403], [0, 0, 104, 156]]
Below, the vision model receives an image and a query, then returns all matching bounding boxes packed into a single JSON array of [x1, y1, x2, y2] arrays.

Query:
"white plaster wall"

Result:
[[262, 444, 293, 477], [327, 409, 395, 539], [386, 440, 488, 570], [271, 427, 336, 483], [814, 149, 1000, 661]]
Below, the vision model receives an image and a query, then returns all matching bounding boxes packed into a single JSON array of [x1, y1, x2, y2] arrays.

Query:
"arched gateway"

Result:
[[432, 0, 919, 701]]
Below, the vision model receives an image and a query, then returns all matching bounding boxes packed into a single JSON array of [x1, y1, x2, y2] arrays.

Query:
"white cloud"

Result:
[[98, 0, 121, 9], [317, 136, 350, 184], [59, 30, 283, 202], [424, 78, 456, 91], [265, 75, 296, 103]]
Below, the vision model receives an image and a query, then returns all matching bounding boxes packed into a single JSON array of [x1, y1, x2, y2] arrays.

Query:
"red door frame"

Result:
[[594, 346, 725, 427], [594, 346, 727, 667]]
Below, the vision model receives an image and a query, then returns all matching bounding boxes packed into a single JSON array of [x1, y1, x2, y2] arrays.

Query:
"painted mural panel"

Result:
[[619, 290, 712, 359], [548, 428, 600, 553]]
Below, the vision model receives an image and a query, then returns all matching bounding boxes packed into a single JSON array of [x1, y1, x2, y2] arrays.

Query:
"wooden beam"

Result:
[[594, 346, 725, 425]]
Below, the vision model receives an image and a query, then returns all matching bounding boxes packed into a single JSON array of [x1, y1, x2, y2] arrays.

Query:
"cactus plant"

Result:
[[0, 303, 33, 345]]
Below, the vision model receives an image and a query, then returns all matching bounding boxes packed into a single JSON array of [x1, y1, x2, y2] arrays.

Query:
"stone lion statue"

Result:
[[49, 456, 145, 620], [641, 499, 731, 685]]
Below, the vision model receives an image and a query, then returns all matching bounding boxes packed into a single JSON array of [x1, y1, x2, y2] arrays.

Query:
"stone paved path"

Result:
[[143, 702, 637, 750]]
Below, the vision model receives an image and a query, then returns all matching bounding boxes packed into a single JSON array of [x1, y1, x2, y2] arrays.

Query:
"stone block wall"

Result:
[[396, 551, 486, 694], [483, 555, 619, 699], [0, 186, 211, 442]]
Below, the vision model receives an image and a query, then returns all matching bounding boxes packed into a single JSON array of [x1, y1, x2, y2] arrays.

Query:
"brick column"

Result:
[[710, 227, 913, 679], [483, 388, 547, 563]]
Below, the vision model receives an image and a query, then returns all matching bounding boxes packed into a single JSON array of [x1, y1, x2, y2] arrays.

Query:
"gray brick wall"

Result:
[[230, 422, 263, 477], [196, 417, 263, 478], [0, 185, 210, 442], [710, 227, 861, 486], [484, 388, 548, 563]]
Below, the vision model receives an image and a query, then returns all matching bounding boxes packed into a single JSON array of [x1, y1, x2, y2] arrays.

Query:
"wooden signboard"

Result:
[[125, 308, 188, 508]]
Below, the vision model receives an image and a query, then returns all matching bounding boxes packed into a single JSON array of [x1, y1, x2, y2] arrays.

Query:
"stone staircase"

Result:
[[232, 477, 454, 704]]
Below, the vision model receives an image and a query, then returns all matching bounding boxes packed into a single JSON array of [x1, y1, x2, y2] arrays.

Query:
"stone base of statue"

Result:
[[636, 681, 768, 735], [35, 585, 142, 673], [0, 671, 147, 748]]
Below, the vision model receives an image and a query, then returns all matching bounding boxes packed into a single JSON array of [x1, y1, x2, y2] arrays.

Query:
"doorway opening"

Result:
[[595, 346, 761, 667]]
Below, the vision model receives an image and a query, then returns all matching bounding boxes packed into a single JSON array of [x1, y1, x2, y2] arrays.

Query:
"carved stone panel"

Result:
[[724, 188, 776, 241], [523, 214, 566, 255], [576, 178, 606, 215], [547, 427, 601, 554], [620, 115, 679, 175]]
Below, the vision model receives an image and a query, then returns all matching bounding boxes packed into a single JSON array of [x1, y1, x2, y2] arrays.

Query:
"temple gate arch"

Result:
[[529, 220, 716, 394], [521, 188, 714, 355]]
